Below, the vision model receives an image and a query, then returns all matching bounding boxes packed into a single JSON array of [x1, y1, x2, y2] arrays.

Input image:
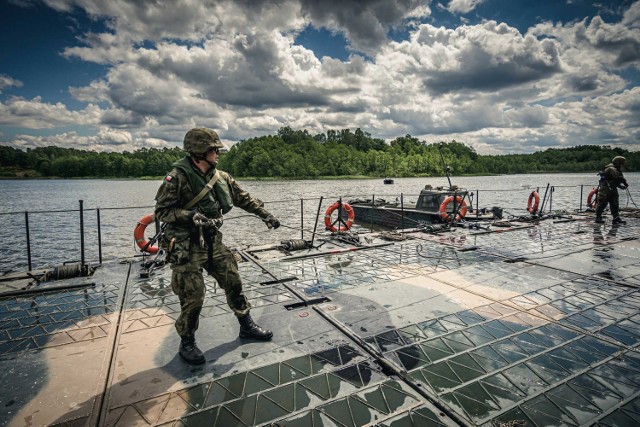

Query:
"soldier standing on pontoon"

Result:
[[155, 128, 280, 365], [595, 156, 629, 225]]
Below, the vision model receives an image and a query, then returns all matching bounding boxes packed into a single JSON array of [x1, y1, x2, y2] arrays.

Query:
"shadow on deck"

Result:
[[2, 214, 640, 427]]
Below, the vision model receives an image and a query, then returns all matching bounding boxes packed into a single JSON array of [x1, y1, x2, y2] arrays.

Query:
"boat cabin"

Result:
[[415, 185, 468, 211]]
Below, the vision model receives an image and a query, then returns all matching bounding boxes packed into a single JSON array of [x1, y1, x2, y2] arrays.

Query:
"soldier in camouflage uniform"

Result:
[[595, 156, 629, 225], [155, 128, 280, 364]]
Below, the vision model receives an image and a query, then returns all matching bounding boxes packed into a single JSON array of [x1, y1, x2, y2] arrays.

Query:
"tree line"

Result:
[[0, 146, 184, 178], [1, 127, 637, 178]]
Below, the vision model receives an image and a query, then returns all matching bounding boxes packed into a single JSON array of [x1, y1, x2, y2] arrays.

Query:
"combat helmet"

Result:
[[183, 128, 224, 157], [612, 156, 626, 166]]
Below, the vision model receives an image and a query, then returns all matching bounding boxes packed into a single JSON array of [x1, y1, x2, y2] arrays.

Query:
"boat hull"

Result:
[[350, 204, 493, 229]]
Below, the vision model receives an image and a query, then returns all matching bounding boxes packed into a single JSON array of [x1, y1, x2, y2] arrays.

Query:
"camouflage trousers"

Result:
[[595, 187, 620, 218], [170, 231, 251, 339]]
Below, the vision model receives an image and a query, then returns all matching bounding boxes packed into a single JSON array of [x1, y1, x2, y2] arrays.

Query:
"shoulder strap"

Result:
[[184, 169, 221, 210]]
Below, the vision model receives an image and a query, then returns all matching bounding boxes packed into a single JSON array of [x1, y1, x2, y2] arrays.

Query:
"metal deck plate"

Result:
[[1, 216, 640, 426]]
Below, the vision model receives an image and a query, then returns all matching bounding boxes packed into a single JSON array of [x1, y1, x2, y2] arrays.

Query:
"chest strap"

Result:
[[184, 170, 221, 210]]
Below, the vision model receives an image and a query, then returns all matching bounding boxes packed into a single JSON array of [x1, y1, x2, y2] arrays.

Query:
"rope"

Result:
[[626, 188, 638, 208], [51, 263, 85, 280], [494, 420, 527, 427], [280, 239, 312, 251], [378, 231, 408, 241], [277, 223, 325, 236]]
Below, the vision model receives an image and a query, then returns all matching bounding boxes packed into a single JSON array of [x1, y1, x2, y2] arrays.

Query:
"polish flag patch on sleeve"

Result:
[[165, 175, 173, 181]]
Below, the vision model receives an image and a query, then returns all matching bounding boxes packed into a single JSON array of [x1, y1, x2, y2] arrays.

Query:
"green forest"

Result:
[[1, 127, 638, 179]]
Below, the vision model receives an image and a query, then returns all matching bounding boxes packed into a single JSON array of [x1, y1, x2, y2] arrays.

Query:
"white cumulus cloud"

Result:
[[2, 0, 640, 154], [0, 75, 24, 94], [446, 0, 486, 15], [0, 97, 101, 128]]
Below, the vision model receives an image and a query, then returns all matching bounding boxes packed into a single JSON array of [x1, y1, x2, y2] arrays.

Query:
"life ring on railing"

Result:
[[134, 213, 159, 253], [527, 191, 540, 214], [439, 196, 468, 222], [586, 187, 598, 209], [324, 202, 355, 232]]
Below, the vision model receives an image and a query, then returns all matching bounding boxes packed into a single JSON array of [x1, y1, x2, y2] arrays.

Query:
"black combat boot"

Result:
[[179, 337, 205, 365], [612, 216, 626, 225], [595, 215, 605, 224], [238, 314, 273, 340]]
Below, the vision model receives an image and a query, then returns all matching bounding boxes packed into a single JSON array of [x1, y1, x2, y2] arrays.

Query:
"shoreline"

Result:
[[5, 171, 625, 181]]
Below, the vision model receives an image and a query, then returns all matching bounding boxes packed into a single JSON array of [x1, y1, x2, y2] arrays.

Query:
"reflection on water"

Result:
[[0, 173, 638, 272]]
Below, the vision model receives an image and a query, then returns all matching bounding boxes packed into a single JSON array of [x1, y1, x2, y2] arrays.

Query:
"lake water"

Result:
[[1, 173, 638, 272]]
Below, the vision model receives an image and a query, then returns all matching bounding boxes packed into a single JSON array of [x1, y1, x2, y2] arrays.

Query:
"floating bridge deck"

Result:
[[2, 213, 640, 427]]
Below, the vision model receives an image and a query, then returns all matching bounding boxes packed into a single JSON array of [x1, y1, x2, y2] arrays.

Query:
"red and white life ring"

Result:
[[134, 214, 159, 253], [439, 196, 468, 222], [586, 187, 598, 209], [324, 202, 355, 232], [527, 191, 540, 214]]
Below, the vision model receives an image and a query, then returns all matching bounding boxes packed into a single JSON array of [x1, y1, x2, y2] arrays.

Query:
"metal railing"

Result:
[[0, 183, 625, 274]]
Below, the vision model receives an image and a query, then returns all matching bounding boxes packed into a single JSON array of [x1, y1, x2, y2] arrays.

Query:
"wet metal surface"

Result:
[[1, 214, 640, 426]]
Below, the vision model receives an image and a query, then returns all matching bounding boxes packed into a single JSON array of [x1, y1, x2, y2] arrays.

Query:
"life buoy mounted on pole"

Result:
[[134, 213, 159, 253], [439, 196, 468, 222], [586, 187, 598, 209], [527, 191, 540, 214], [324, 201, 355, 232]]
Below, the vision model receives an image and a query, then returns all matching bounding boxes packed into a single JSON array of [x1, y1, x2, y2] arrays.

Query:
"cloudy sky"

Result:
[[1, 0, 639, 154]]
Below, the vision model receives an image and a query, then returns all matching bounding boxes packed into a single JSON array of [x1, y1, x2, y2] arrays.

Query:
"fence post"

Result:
[[400, 193, 404, 229], [311, 196, 323, 248], [300, 198, 304, 239], [579, 185, 583, 212], [97, 208, 103, 264], [453, 191, 458, 225], [371, 194, 374, 232], [25, 211, 32, 271], [79, 200, 86, 271]]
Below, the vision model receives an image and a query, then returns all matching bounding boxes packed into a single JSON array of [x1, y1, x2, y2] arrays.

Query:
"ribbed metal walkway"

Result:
[[1, 214, 639, 427]]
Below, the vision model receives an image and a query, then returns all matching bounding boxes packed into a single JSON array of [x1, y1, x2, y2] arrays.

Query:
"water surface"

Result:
[[1, 173, 638, 272]]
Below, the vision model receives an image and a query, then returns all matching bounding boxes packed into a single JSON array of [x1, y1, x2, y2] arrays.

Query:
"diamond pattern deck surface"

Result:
[[1, 215, 640, 426]]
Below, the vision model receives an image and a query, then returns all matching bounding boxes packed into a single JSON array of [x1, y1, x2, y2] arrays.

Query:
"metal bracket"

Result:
[[283, 295, 332, 310], [259, 276, 298, 286]]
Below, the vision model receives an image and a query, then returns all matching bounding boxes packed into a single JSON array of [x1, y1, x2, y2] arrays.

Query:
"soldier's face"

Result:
[[206, 147, 220, 165]]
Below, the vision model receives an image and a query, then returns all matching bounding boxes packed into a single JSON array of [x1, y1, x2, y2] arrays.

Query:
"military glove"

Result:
[[190, 212, 210, 227], [263, 214, 280, 229]]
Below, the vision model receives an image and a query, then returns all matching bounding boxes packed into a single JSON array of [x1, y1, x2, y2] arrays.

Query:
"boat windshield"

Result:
[[416, 188, 468, 210]]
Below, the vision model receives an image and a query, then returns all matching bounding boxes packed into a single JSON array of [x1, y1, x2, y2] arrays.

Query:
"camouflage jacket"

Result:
[[154, 156, 270, 229], [599, 163, 627, 192]]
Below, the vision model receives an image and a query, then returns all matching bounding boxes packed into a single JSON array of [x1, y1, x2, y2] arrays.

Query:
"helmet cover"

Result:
[[183, 128, 224, 155]]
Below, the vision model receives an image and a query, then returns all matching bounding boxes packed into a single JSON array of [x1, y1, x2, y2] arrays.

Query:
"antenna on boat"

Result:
[[438, 142, 453, 188]]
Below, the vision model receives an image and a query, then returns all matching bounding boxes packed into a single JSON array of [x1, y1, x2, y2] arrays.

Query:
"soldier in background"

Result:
[[155, 128, 280, 365], [595, 156, 629, 225]]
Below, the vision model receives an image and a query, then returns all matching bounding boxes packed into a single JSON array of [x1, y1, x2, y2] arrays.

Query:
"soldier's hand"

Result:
[[191, 212, 210, 226], [263, 214, 280, 229]]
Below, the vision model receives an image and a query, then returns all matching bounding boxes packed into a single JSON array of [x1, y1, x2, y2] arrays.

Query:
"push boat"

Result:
[[348, 184, 500, 229], [1, 181, 640, 427], [349, 146, 501, 230]]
